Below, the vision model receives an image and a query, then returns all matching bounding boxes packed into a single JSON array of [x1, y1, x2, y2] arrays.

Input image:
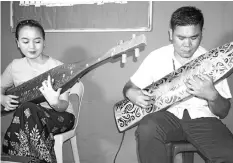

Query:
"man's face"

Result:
[[169, 25, 202, 59]]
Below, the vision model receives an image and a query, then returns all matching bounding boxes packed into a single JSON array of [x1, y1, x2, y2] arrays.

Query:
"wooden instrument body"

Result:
[[114, 42, 233, 132], [1, 34, 147, 115], [3, 63, 86, 104]]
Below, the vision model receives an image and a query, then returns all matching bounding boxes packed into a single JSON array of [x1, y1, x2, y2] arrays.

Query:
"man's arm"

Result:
[[207, 91, 231, 119], [123, 80, 140, 98], [185, 75, 231, 119], [123, 80, 153, 109]]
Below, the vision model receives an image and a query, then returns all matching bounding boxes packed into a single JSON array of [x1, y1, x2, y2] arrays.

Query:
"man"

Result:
[[123, 6, 233, 163]]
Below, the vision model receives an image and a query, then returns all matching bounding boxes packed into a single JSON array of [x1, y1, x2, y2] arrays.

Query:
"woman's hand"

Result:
[[1, 94, 19, 111], [39, 75, 62, 106]]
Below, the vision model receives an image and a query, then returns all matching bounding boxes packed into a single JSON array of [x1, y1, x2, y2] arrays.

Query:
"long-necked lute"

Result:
[[114, 42, 233, 132], [1, 34, 147, 116]]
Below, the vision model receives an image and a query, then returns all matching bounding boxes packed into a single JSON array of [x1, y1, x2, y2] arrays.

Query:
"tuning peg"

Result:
[[132, 34, 140, 58], [119, 40, 127, 63], [132, 34, 136, 38], [135, 48, 140, 58], [119, 40, 124, 45], [122, 54, 127, 64]]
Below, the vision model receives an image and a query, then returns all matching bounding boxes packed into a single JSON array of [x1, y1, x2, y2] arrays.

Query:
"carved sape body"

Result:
[[1, 63, 83, 114], [1, 34, 147, 116], [114, 42, 233, 132]]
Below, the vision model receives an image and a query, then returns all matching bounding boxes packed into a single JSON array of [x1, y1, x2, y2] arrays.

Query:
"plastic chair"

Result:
[[54, 82, 84, 163], [166, 141, 208, 163]]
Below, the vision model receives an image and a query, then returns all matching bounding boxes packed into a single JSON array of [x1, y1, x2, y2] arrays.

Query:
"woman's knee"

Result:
[[18, 101, 37, 109], [15, 102, 41, 116]]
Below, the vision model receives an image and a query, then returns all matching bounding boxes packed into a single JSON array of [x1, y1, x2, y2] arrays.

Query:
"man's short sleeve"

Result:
[[215, 79, 232, 99], [130, 54, 155, 89]]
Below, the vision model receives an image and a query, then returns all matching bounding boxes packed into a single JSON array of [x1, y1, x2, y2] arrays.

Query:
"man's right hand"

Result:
[[123, 80, 155, 109], [126, 88, 154, 109], [1, 94, 19, 111]]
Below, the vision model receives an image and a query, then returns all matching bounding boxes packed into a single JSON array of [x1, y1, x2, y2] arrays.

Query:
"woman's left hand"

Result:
[[39, 75, 62, 106]]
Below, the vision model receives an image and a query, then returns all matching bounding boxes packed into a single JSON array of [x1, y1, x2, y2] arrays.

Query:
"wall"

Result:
[[1, 1, 233, 163]]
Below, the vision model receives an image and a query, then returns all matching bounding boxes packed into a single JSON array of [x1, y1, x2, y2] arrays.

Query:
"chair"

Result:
[[54, 82, 84, 163], [166, 141, 208, 163]]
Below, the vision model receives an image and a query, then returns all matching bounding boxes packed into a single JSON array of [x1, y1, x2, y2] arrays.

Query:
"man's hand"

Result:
[[39, 75, 62, 106], [185, 74, 218, 101], [127, 89, 154, 109]]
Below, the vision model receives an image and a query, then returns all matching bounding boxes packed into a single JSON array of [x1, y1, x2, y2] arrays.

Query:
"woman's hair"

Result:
[[15, 19, 45, 40], [170, 6, 204, 31]]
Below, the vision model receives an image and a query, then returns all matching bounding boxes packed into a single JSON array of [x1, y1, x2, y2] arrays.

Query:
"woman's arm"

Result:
[[50, 91, 69, 112], [1, 62, 19, 110], [39, 75, 70, 112]]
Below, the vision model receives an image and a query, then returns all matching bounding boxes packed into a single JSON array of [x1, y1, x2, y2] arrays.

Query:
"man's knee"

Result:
[[135, 114, 162, 141], [207, 147, 233, 163], [224, 150, 233, 163]]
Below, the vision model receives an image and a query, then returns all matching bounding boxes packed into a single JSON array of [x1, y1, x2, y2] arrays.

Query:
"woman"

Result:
[[1, 19, 75, 163]]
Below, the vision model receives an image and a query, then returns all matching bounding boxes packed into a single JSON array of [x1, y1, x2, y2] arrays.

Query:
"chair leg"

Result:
[[182, 152, 194, 163], [54, 136, 64, 163], [174, 153, 183, 163], [70, 135, 80, 163]]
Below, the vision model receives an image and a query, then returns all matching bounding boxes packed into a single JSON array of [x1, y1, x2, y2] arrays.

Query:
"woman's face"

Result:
[[16, 26, 45, 59]]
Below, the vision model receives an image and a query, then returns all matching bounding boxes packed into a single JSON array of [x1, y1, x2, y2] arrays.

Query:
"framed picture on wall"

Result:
[[10, 1, 153, 32]]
